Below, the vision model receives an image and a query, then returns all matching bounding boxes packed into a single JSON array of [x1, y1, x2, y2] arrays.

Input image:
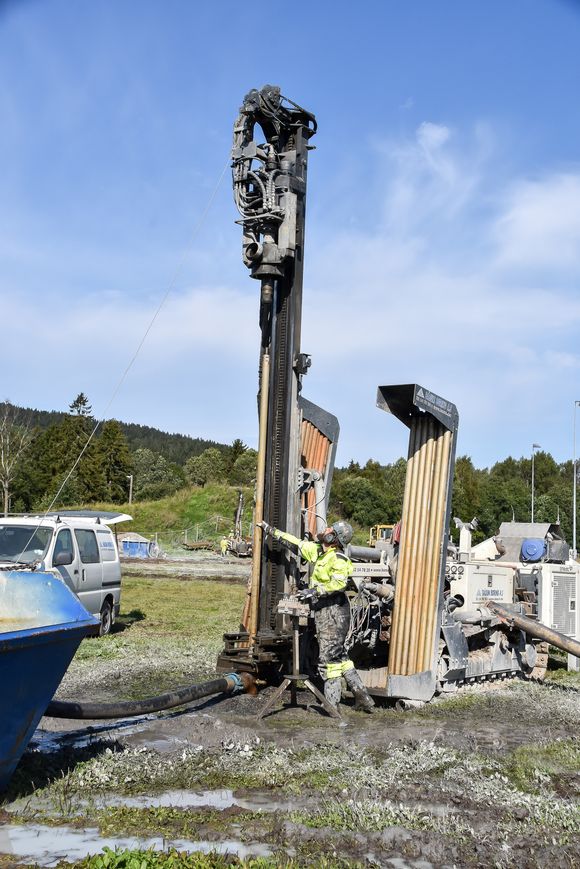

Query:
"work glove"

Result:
[[297, 587, 318, 605], [257, 520, 276, 538]]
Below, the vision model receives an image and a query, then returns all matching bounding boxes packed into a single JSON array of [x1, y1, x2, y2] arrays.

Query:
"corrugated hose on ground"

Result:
[[45, 672, 255, 719]]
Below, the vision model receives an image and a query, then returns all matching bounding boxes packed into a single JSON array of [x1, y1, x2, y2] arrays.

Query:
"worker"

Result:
[[258, 519, 375, 713], [220, 536, 228, 557]]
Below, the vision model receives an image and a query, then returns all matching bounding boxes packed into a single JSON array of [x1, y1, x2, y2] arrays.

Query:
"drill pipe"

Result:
[[248, 351, 271, 640], [45, 673, 256, 720], [488, 601, 580, 659], [418, 428, 451, 672]]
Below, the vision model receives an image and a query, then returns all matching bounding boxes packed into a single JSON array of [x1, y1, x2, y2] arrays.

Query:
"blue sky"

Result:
[[1, 0, 579, 468]]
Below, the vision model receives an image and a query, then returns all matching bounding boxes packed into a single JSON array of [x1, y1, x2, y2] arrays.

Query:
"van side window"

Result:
[[96, 529, 117, 562], [74, 529, 100, 564], [54, 529, 73, 560]]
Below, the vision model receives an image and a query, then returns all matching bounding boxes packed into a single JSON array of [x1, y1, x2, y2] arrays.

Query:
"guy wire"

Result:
[[15, 157, 230, 558]]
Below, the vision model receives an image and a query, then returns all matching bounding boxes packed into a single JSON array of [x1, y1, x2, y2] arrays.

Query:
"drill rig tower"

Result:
[[218, 86, 338, 675]]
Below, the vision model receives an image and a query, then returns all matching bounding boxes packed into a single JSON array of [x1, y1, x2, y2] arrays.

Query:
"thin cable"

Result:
[[15, 158, 230, 558], [46, 157, 230, 514]]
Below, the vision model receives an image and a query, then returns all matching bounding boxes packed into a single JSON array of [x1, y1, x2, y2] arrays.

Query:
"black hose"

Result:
[[45, 672, 254, 720]]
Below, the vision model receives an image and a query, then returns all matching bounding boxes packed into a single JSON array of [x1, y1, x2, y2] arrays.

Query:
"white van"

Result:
[[0, 511, 131, 635]]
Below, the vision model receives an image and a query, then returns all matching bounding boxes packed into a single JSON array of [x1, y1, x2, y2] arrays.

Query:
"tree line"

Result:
[[2, 395, 576, 545], [0, 396, 257, 513], [4, 400, 224, 464], [331, 451, 576, 543]]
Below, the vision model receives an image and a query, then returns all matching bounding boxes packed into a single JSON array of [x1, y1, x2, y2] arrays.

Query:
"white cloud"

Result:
[[301, 123, 580, 465], [493, 173, 580, 273], [2, 120, 579, 467], [376, 121, 489, 237], [417, 121, 450, 152]]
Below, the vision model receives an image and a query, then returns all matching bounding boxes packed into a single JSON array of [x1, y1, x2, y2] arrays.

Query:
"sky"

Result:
[[1, 0, 579, 469]]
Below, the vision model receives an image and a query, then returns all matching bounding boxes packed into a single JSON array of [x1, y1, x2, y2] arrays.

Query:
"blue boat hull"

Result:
[[0, 570, 98, 791]]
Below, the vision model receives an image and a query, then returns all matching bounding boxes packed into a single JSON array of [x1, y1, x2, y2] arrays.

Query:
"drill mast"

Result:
[[219, 85, 338, 674]]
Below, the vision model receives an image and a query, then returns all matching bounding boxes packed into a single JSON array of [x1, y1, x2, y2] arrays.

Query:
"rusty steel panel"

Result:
[[301, 419, 333, 537]]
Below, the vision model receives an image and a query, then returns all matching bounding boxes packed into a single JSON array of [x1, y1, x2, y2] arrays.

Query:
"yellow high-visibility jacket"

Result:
[[275, 530, 353, 594]]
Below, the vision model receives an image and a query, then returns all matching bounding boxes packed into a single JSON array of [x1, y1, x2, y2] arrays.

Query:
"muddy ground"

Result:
[[2, 564, 580, 868]]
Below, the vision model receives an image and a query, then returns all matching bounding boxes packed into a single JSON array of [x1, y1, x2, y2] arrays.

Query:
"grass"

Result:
[[120, 578, 244, 637], [95, 806, 235, 838], [501, 739, 580, 793], [292, 798, 439, 833], [65, 850, 291, 869], [76, 577, 245, 658], [50, 577, 248, 706], [65, 851, 360, 869]]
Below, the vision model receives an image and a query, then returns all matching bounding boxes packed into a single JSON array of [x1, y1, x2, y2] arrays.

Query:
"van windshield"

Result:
[[0, 524, 53, 564]]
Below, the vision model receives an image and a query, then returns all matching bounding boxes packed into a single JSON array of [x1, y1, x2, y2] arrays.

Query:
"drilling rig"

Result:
[[217, 85, 580, 703]]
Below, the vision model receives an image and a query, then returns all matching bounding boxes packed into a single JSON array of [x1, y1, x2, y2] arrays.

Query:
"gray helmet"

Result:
[[332, 521, 353, 548]]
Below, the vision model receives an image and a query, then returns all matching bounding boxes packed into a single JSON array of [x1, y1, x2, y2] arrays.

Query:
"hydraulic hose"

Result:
[[45, 672, 255, 720], [488, 602, 580, 659]]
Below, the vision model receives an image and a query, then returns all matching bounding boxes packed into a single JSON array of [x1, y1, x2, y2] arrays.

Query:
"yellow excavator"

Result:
[[368, 524, 395, 548]]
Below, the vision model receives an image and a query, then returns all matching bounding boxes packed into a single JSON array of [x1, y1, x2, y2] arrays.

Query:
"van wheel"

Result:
[[99, 600, 113, 637]]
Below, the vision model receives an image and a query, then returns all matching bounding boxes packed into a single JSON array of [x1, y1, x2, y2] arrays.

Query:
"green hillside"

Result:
[[89, 482, 369, 549], [92, 483, 255, 546]]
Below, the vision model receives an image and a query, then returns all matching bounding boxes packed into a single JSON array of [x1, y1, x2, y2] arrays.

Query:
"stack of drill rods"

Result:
[[418, 428, 451, 670], [300, 420, 330, 537], [392, 417, 433, 675], [388, 419, 421, 674], [389, 417, 451, 675], [412, 426, 445, 672], [405, 417, 436, 674]]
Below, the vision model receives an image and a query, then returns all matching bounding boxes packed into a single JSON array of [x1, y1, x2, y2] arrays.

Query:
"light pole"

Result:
[[127, 474, 134, 505], [531, 443, 541, 523], [573, 401, 580, 558]]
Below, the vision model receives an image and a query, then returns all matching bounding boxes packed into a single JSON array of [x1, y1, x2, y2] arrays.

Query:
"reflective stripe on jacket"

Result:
[[275, 530, 353, 594]]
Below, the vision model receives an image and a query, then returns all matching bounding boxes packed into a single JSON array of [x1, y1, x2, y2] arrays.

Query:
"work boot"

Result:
[[323, 677, 342, 709], [344, 668, 375, 713]]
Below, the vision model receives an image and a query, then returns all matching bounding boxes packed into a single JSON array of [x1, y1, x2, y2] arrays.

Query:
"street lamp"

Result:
[[573, 401, 580, 558], [531, 443, 541, 523], [127, 474, 134, 505]]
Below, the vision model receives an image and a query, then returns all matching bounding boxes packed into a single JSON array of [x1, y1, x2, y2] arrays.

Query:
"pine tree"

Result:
[[225, 438, 247, 477], [69, 392, 93, 417], [98, 420, 132, 503]]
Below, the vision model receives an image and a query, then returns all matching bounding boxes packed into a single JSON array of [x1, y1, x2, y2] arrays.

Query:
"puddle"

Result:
[[106, 789, 238, 811], [6, 787, 311, 818], [99, 787, 309, 813], [31, 717, 193, 755], [0, 824, 275, 866], [386, 859, 434, 869]]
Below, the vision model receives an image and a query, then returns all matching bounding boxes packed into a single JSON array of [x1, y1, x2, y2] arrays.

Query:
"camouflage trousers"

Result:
[[313, 596, 354, 682]]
